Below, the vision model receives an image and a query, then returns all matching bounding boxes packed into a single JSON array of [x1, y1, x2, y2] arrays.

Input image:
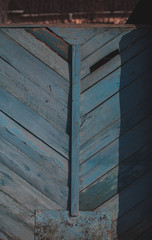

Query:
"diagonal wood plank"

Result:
[[0, 31, 69, 105], [0, 162, 62, 212], [81, 28, 150, 92], [96, 170, 152, 221], [80, 44, 152, 116], [0, 57, 70, 134], [80, 69, 152, 145], [0, 89, 69, 159], [0, 209, 34, 240], [0, 137, 68, 208], [1, 28, 70, 81], [80, 141, 152, 210], [80, 28, 137, 80], [49, 27, 103, 45], [0, 111, 68, 174], [80, 95, 152, 189], [26, 28, 70, 61]]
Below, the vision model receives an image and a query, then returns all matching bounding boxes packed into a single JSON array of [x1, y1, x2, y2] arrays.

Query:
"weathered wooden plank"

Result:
[[81, 28, 146, 62], [0, 88, 69, 159], [49, 27, 103, 44], [0, 31, 70, 105], [1, 28, 70, 80], [81, 28, 127, 78], [0, 58, 70, 134], [0, 136, 69, 208], [71, 45, 80, 216], [0, 209, 34, 240], [112, 196, 152, 240], [0, 162, 62, 212], [80, 69, 152, 145], [0, 109, 68, 173], [0, 190, 34, 228], [26, 27, 70, 61], [81, 29, 150, 92], [81, 27, 110, 60], [80, 98, 152, 163], [79, 133, 152, 210], [80, 95, 152, 189], [80, 44, 152, 116], [96, 170, 152, 221]]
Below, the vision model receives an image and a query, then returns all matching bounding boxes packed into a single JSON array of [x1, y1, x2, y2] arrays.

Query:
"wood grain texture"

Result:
[[79, 114, 152, 210], [1, 28, 70, 80], [49, 27, 103, 45], [0, 87, 69, 159], [80, 38, 152, 116], [71, 45, 80, 216], [81, 28, 150, 92], [80, 69, 152, 145], [26, 28, 70, 61]]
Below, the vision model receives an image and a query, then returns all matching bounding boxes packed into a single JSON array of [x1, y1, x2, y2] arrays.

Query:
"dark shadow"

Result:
[[117, 27, 152, 239], [127, 0, 152, 24]]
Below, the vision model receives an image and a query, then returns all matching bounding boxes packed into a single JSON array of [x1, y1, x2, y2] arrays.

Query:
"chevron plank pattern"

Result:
[[0, 27, 72, 240], [79, 28, 152, 239], [1, 26, 152, 240]]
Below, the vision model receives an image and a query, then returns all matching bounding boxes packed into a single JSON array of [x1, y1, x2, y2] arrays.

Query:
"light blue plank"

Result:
[[80, 140, 152, 210], [1, 28, 70, 80], [81, 27, 109, 60], [0, 135, 69, 208], [0, 209, 34, 240], [0, 162, 62, 212], [81, 27, 123, 64], [26, 27, 70, 61], [0, 31, 69, 106], [81, 29, 150, 92], [80, 44, 152, 116], [80, 108, 152, 164], [80, 69, 152, 145], [35, 210, 112, 240], [97, 170, 152, 221], [49, 27, 102, 44], [0, 87, 69, 159], [0, 190, 34, 228], [80, 95, 152, 190], [0, 109, 68, 173], [0, 58, 70, 134], [71, 45, 80, 217]]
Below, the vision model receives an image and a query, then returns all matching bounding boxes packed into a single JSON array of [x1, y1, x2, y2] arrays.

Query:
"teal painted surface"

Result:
[[0, 26, 152, 240], [71, 45, 81, 217], [35, 210, 112, 240]]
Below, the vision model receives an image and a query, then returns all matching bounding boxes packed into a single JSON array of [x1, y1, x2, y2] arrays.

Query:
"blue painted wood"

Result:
[[80, 44, 152, 117], [1, 28, 70, 80], [0, 26, 152, 240], [0, 87, 69, 159], [81, 29, 150, 92], [35, 210, 112, 240], [80, 95, 152, 190], [80, 69, 152, 145], [97, 169, 152, 221], [71, 45, 81, 217], [79, 115, 152, 210], [81, 28, 146, 62], [26, 28, 70, 61], [49, 27, 103, 45]]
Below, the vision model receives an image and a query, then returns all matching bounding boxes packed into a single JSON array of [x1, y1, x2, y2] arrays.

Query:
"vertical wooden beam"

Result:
[[71, 44, 81, 217]]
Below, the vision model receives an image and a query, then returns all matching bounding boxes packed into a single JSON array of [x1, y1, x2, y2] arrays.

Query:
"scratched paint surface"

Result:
[[35, 210, 112, 240]]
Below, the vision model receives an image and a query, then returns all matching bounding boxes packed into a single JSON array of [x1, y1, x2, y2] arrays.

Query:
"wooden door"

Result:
[[0, 26, 152, 240]]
